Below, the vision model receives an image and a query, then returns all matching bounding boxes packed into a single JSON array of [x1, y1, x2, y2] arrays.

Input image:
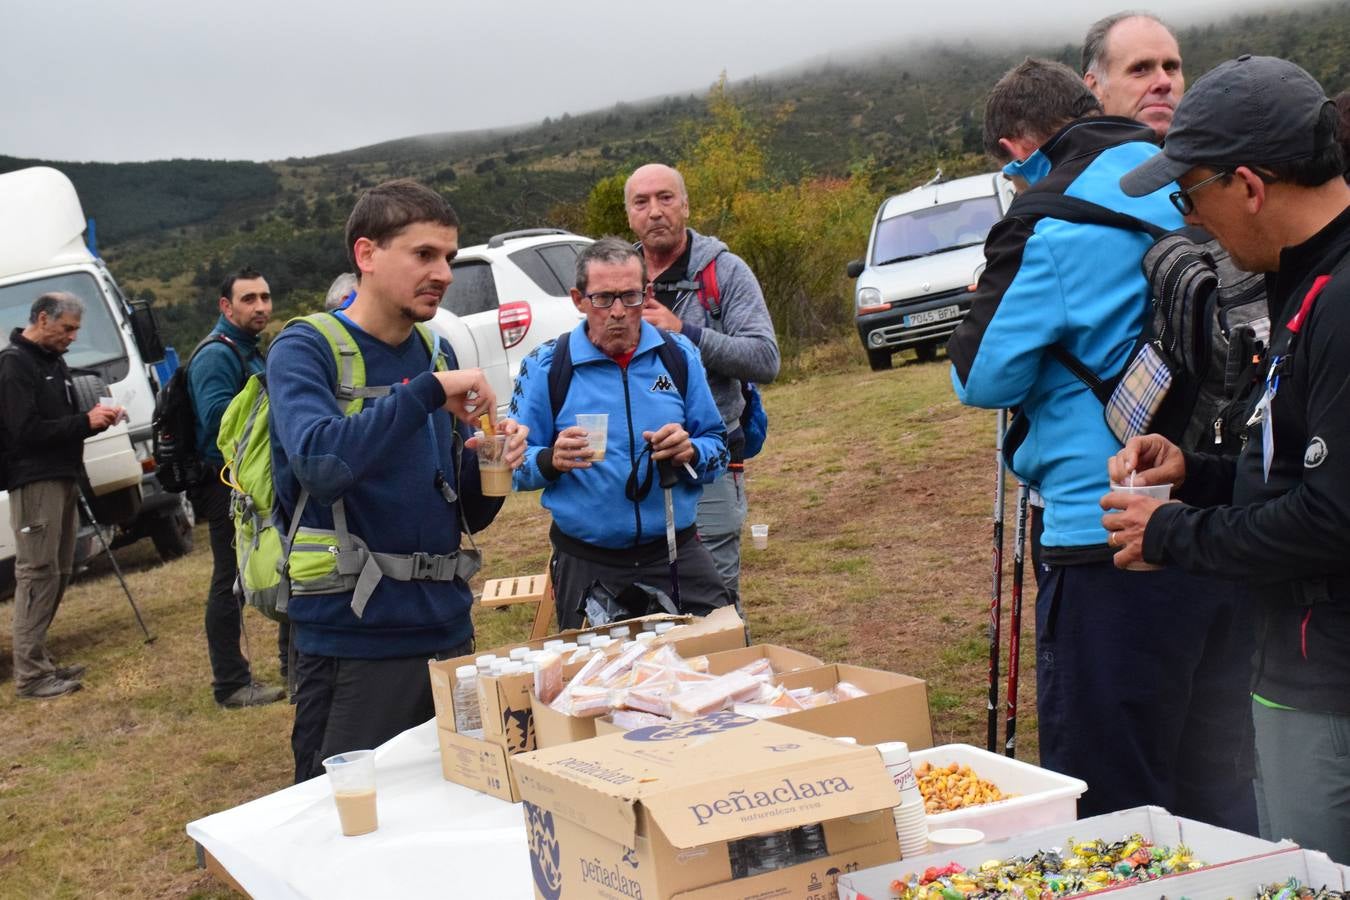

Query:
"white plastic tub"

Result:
[[910, 743, 1087, 840]]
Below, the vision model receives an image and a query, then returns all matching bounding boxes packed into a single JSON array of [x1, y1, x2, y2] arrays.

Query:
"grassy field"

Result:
[[0, 341, 1036, 898]]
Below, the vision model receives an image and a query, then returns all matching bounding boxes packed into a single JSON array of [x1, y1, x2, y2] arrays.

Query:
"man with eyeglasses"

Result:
[[510, 237, 731, 629], [949, 58, 1257, 831], [1107, 56, 1350, 859], [626, 163, 780, 613]]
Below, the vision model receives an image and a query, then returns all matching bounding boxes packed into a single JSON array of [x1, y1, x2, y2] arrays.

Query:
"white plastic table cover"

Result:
[[185, 720, 533, 898]]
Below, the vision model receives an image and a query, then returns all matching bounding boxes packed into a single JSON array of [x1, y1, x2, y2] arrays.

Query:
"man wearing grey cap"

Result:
[[1106, 55, 1350, 858]]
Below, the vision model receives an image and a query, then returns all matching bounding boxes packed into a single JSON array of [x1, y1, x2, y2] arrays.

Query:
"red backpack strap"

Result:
[[696, 258, 722, 321]]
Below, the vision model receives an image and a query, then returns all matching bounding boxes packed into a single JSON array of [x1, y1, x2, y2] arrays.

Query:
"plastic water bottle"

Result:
[[878, 741, 930, 857], [609, 625, 632, 641], [475, 654, 497, 675], [453, 665, 483, 738], [509, 646, 531, 662], [739, 830, 793, 877]]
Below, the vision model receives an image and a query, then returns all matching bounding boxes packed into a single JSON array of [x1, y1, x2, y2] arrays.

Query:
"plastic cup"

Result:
[[928, 827, 985, 848], [475, 431, 511, 497], [322, 750, 378, 836], [1108, 481, 1172, 501], [750, 523, 769, 550], [575, 414, 608, 461], [1107, 482, 1172, 571]]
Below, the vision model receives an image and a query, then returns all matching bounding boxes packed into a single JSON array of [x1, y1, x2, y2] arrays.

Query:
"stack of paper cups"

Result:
[[878, 741, 930, 857]]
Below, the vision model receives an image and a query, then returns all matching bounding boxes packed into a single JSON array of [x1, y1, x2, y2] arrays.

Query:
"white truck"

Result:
[[0, 167, 193, 595]]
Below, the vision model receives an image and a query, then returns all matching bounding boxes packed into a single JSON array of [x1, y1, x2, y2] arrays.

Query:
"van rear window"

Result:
[[872, 196, 1002, 265]]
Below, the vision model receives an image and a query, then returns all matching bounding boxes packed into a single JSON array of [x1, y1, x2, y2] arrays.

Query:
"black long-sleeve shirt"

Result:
[[1144, 204, 1350, 714]]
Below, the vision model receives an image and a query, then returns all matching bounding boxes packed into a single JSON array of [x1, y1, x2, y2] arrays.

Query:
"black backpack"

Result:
[[1002, 193, 1268, 458], [151, 334, 247, 493]]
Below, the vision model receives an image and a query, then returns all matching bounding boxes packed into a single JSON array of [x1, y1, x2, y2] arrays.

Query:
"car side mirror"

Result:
[[127, 299, 166, 364], [846, 259, 864, 279]]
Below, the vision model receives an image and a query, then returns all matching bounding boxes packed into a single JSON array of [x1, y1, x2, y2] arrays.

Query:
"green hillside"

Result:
[[7, 1, 1348, 351]]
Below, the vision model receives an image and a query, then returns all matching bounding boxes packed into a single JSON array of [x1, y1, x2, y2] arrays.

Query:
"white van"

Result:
[[847, 171, 1015, 370], [0, 167, 193, 594]]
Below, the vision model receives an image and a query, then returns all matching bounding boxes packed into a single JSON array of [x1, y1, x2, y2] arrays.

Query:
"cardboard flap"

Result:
[[641, 745, 898, 848], [512, 761, 642, 848]]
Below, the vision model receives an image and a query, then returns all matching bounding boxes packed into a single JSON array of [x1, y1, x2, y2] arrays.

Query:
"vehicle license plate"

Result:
[[903, 304, 960, 327]]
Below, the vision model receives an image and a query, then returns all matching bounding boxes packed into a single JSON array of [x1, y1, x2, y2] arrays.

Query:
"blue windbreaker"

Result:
[[510, 321, 728, 548], [949, 117, 1183, 554]]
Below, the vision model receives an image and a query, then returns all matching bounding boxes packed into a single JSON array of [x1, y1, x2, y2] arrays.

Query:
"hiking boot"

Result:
[[53, 663, 87, 681], [18, 676, 83, 700], [218, 681, 285, 709]]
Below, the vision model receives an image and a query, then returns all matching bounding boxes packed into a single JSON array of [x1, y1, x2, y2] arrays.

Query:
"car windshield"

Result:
[[872, 195, 1003, 264], [0, 271, 127, 369]]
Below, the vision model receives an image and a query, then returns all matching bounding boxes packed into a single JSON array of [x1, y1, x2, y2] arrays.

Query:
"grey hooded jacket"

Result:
[[650, 228, 780, 431]]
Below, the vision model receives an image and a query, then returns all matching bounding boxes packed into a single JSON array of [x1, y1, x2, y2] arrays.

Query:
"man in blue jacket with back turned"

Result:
[[510, 237, 729, 629], [948, 58, 1256, 831]]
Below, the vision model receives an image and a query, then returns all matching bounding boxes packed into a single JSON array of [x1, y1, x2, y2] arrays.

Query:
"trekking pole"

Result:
[[657, 458, 681, 612], [1004, 480, 1029, 757], [986, 410, 1007, 753], [76, 490, 155, 643]]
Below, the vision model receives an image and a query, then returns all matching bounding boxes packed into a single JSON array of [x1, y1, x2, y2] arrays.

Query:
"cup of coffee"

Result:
[[575, 414, 608, 462], [1107, 482, 1172, 571], [322, 749, 378, 836], [475, 431, 512, 497], [750, 523, 769, 550]]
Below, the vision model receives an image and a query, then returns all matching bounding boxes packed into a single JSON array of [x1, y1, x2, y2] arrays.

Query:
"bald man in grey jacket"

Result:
[[627, 163, 780, 613]]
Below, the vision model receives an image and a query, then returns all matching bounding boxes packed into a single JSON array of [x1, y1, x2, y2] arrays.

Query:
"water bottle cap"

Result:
[[475, 654, 497, 667], [509, 647, 530, 661], [455, 665, 477, 678]]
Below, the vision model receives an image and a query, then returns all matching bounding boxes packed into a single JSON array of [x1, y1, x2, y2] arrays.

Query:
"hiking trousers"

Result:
[[1034, 559, 1258, 833], [1253, 701, 1350, 860], [696, 466, 747, 598], [290, 638, 473, 783], [195, 472, 253, 703], [10, 478, 78, 691]]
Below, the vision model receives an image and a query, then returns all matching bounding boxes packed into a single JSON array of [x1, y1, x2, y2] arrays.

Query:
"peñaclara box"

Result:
[[512, 712, 902, 900]]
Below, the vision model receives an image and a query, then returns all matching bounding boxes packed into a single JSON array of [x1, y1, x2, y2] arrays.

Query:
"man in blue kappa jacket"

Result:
[[948, 58, 1256, 831], [510, 237, 730, 629]]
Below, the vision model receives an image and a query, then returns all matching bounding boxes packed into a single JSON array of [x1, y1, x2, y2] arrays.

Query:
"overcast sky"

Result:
[[2, 0, 1293, 163]]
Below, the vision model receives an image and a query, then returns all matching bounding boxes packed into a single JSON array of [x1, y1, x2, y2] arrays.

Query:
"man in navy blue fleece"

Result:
[[948, 59, 1256, 831], [267, 180, 528, 782], [510, 237, 730, 629], [188, 268, 285, 710], [627, 164, 780, 609]]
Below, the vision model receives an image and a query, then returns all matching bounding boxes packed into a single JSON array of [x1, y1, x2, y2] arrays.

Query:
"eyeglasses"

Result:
[[1169, 169, 1232, 216], [584, 290, 646, 309]]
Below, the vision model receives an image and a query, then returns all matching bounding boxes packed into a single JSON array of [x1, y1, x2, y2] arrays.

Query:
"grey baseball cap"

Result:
[[1121, 54, 1333, 197]]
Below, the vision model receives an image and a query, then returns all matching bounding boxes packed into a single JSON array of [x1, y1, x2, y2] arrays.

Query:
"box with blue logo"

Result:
[[512, 712, 903, 899]]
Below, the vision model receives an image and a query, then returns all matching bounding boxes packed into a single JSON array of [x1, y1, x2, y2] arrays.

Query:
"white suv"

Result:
[[427, 229, 593, 415]]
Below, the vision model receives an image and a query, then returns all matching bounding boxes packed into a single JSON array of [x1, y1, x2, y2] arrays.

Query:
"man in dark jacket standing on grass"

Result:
[[1108, 55, 1350, 861], [188, 268, 285, 709], [626, 163, 779, 612], [0, 292, 124, 699]]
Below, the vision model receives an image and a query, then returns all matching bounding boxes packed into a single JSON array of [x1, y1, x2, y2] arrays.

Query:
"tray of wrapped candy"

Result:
[[910, 743, 1087, 840], [837, 805, 1297, 900], [1099, 847, 1349, 899]]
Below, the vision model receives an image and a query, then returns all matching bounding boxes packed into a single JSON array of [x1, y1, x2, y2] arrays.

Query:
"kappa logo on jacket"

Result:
[[650, 374, 675, 393]]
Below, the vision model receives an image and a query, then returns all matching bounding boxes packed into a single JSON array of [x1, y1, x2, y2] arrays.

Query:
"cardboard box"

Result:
[[435, 726, 521, 802], [770, 664, 933, 749], [837, 805, 1297, 900], [909, 743, 1087, 840], [704, 643, 822, 676], [513, 712, 903, 900]]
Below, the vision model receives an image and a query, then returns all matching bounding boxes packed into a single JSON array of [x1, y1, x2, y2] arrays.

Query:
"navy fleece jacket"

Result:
[[266, 315, 502, 658]]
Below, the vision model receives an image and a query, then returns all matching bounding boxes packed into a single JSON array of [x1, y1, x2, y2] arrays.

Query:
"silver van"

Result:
[[848, 172, 1014, 369]]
